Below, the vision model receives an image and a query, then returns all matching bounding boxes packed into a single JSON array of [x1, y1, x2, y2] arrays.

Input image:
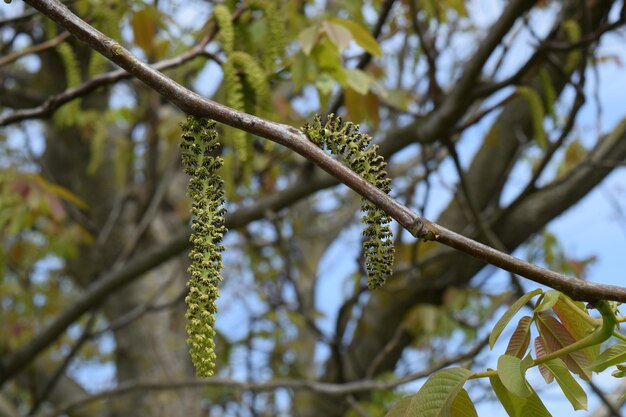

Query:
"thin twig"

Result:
[[0, 30, 70, 67]]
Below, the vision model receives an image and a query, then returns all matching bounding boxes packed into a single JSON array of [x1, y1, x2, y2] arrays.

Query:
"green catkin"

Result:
[[562, 20, 582, 73], [213, 5, 234, 54], [55, 42, 82, 126], [301, 114, 394, 289], [517, 86, 547, 149], [223, 52, 270, 166], [247, 0, 285, 71], [230, 51, 270, 115], [180, 116, 227, 377], [538, 68, 557, 124]]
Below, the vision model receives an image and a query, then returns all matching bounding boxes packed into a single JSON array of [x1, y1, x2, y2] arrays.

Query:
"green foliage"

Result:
[[384, 368, 473, 417], [394, 290, 621, 416], [489, 374, 551, 417], [543, 358, 587, 410], [180, 116, 227, 377], [301, 114, 394, 289]]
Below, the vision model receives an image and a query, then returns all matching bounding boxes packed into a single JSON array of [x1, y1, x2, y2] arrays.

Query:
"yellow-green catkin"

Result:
[[517, 86, 547, 149], [302, 114, 394, 289], [562, 20, 582, 73], [180, 116, 227, 377]]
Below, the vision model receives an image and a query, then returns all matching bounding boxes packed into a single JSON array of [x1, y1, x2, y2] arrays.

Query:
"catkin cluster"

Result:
[[302, 114, 394, 289], [180, 116, 227, 377]]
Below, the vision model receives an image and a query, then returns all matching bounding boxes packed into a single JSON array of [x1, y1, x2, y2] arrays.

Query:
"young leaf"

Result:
[[588, 341, 626, 372], [552, 295, 599, 362], [345, 68, 372, 95], [543, 358, 587, 410], [321, 21, 353, 50], [497, 355, 532, 397], [450, 389, 478, 417], [331, 18, 383, 56], [535, 336, 554, 383], [299, 25, 319, 55], [489, 374, 552, 417], [131, 6, 157, 55], [490, 288, 542, 349], [534, 290, 560, 313], [506, 316, 532, 358], [536, 314, 591, 380], [384, 368, 472, 417], [612, 364, 626, 378]]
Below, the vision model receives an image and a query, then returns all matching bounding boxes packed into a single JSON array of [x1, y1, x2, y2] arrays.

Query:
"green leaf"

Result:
[[30, 174, 87, 209], [345, 68, 371, 95], [489, 374, 552, 417], [490, 289, 542, 349], [534, 290, 560, 313], [450, 389, 478, 417], [299, 25, 319, 55], [131, 6, 157, 55], [497, 355, 532, 397], [543, 358, 587, 410], [385, 368, 472, 417], [291, 51, 316, 91], [384, 395, 417, 417], [331, 18, 383, 56], [505, 316, 532, 358], [321, 21, 353, 50], [588, 341, 626, 372], [536, 314, 591, 380], [612, 364, 626, 378]]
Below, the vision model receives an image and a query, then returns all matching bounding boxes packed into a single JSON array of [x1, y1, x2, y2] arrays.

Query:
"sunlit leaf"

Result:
[[612, 364, 626, 378], [588, 341, 626, 372], [543, 358, 587, 410], [131, 7, 157, 54], [345, 68, 371, 95], [497, 355, 532, 397], [331, 18, 382, 56], [490, 289, 542, 349], [489, 374, 552, 417], [321, 21, 353, 50], [299, 25, 319, 55], [384, 368, 472, 417], [450, 389, 477, 417], [534, 290, 560, 312], [552, 295, 598, 362]]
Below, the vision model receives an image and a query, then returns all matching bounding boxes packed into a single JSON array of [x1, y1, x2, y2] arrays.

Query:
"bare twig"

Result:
[[42, 335, 490, 417], [0, 30, 70, 67]]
